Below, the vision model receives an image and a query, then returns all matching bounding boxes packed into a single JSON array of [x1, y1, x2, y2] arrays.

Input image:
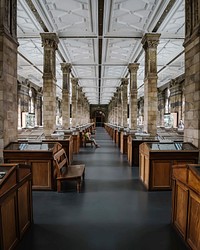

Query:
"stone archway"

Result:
[[93, 110, 106, 127], [90, 104, 108, 127]]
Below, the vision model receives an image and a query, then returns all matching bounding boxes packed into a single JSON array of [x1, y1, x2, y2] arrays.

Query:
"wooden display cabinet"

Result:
[[72, 131, 80, 154], [139, 142, 199, 190], [3, 142, 62, 190], [116, 128, 123, 148], [0, 163, 32, 250], [120, 131, 128, 154], [127, 135, 159, 166], [42, 135, 73, 164], [172, 164, 200, 250]]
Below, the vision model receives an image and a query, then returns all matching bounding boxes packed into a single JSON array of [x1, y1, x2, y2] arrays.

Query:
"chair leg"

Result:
[[57, 180, 61, 192], [82, 170, 85, 180], [77, 178, 81, 193]]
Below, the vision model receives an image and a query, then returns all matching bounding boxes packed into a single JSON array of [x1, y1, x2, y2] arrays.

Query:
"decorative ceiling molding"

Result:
[[17, 0, 185, 104]]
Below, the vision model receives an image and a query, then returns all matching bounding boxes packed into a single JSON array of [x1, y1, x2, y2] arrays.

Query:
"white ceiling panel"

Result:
[[17, 0, 185, 105]]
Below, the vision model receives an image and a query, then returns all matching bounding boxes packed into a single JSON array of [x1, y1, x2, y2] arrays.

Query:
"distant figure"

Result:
[[84, 130, 100, 148], [178, 119, 184, 129]]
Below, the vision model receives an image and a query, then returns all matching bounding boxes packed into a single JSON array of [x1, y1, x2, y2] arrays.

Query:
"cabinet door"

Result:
[[187, 191, 200, 250], [151, 160, 171, 189], [1, 192, 18, 250], [173, 181, 188, 239], [30, 160, 52, 190], [18, 180, 32, 238]]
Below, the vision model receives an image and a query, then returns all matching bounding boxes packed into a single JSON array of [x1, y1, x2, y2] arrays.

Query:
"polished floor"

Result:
[[18, 127, 188, 250]]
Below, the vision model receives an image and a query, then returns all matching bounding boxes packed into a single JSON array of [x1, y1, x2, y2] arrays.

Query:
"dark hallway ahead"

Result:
[[17, 127, 187, 250]]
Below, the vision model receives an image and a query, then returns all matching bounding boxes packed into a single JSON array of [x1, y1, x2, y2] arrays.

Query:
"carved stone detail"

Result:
[[61, 63, 71, 90], [41, 33, 59, 78]]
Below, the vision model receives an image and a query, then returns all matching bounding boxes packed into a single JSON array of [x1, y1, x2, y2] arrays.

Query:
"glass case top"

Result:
[[0, 166, 13, 180], [4, 142, 56, 151], [148, 142, 198, 151], [0, 171, 6, 179], [133, 136, 158, 141]]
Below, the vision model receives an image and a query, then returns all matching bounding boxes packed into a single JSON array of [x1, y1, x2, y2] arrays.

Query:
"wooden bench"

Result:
[[53, 148, 85, 192]]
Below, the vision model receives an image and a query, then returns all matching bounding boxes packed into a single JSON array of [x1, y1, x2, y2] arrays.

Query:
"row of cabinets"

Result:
[[0, 164, 32, 250], [104, 123, 200, 250]]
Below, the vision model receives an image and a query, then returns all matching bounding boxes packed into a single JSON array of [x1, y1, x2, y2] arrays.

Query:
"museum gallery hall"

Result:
[[0, 1, 200, 250]]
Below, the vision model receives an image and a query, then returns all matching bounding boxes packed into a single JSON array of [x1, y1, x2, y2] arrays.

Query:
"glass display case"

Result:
[[4, 142, 62, 190], [149, 142, 197, 151], [139, 142, 199, 191], [42, 135, 73, 164], [127, 135, 159, 166], [4, 142, 57, 151]]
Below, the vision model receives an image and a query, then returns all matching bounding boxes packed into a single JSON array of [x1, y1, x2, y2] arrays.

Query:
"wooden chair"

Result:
[[53, 148, 85, 192]]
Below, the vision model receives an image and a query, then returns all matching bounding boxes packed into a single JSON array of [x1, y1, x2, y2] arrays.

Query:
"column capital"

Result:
[[40, 33, 59, 50], [71, 77, 79, 85], [141, 33, 161, 50], [128, 63, 140, 73], [116, 86, 121, 92], [77, 85, 82, 91], [60, 63, 72, 73], [121, 78, 129, 86]]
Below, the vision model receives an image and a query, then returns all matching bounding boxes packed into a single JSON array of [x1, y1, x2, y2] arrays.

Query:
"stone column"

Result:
[[169, 79, 183, 127], [158, 90, 165, 127], [141, 33, 160, 136], [71, 78, 78, 127], [84, 95, 90, 124], [183, 0, 200, 146], [0, 0, 18, 161], [114, 93, 118, 125], [117, 87, 122, 126], [82, 94, 87, 124], [86, 99, 90, 123], [77, 86, 83, 125], [138, 97, 144, 126], [61, 63, 71, 129], [35, 89, 43, 127], [108, 100, 111, 123], [128, 63, 139, 130], [108, 100, 112, 123], [111, 97, 115, 124], [41, 33, 59, 136], [121, 78, 128, 127]]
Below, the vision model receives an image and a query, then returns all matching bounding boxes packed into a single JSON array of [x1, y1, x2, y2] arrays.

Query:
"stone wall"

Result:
[[0, 35, 18, 161]]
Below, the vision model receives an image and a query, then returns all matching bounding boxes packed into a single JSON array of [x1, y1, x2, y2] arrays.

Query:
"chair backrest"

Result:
[[53, 148, 69, 177]]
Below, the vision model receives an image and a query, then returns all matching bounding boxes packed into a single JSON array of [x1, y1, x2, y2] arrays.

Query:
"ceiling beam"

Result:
[[98, 0, 104, 104]]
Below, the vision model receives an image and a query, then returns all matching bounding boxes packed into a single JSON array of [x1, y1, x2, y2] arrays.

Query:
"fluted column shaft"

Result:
[[128, 63, 139, 130], [121, 78, 128, 127], [71, 78, 78, 127], [141, 33, 160, 136], [61, 63, 71, 128], [41, 33, 59, 136]]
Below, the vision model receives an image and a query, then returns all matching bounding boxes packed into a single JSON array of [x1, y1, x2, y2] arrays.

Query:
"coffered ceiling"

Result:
[[17, 0, 185, 104]]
